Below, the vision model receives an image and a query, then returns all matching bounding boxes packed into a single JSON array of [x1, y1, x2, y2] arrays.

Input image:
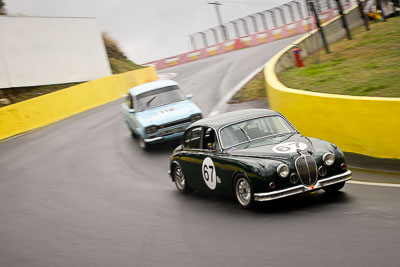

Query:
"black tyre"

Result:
[[173, 164, 192, 194], [130, 129, 137, 139], [138, 137, 150, 150], [233, 174, 254, 208], [323, 182, 345, 193]]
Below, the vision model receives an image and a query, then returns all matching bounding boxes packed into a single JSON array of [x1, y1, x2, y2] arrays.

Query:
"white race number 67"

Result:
[[202, 157, 217, 190]]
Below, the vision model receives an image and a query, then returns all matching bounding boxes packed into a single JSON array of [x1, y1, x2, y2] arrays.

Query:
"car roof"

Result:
[[191, 109, 280, 129], [128, 79, 179, 97]]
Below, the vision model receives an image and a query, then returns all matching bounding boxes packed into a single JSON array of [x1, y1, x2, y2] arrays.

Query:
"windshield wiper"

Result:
[[238, 126, 251, 141], [264, 132, 295, 139], [146, 96, 157, 107]]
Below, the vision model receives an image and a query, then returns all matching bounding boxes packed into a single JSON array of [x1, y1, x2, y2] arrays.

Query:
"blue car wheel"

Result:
[[138, 137, 150, 150]]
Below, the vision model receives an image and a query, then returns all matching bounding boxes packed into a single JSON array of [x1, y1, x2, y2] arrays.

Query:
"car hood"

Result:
[[227, 133, 316, 160], [135, 100, 201, 127]]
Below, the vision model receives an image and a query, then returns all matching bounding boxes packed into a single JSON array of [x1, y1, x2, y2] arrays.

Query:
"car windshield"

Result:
[[136, 85, 186, 111], [220, 115, 296, 148]]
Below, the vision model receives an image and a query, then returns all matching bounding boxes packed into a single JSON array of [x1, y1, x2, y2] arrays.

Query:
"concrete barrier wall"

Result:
[[265, 6, 400, 159], [0, 16, 112, 88], [0, 67, 158, 140]]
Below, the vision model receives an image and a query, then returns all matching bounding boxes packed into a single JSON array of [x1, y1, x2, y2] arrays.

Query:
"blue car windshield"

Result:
[[220, 116, 296, 149], [135, 85, 186, 111]]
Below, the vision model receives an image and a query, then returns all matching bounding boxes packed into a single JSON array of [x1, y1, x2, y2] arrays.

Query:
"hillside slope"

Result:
[[103, 34, 144, 74]]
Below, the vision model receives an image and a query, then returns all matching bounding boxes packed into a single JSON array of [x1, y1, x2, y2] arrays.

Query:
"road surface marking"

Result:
[[207, 62, 267, 117], [158, 73, 177, 80], [349, 180, 400, 188], [209, 111, 219, 117]]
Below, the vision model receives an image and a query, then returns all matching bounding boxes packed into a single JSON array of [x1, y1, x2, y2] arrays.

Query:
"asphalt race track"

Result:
[[159, 35, 304, 116], [1, 36, 399, 267]]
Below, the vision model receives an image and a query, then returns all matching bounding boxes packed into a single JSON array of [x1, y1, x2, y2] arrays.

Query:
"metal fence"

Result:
[[189, 0, 356, 49], [148, 0, 361, 70]]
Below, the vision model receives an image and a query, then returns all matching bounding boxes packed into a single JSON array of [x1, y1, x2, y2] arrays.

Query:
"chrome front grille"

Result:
[[160, 125, 187, 136], [156, 118, 191, 137], [162, 118, 191, 128], [295, 155, 318, 186]]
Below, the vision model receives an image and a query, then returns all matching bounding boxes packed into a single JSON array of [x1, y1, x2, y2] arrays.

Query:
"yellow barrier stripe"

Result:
[[0, 66, 158, 140]]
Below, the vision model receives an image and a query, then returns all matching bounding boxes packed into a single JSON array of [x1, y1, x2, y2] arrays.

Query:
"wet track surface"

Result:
[[1, 37, 400, 266]]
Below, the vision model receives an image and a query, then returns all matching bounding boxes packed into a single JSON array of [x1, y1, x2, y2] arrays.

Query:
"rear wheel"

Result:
[[323, 182, 345, 193], [173, 164, 192, 194], [234, 174, 254, 208]]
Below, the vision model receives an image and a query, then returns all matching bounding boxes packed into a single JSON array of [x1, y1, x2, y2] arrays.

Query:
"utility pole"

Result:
[[308, 0, 330, 53], [335, 0, 352, 40], [356, 0, 370, 31], [208, 1, 229, 41]]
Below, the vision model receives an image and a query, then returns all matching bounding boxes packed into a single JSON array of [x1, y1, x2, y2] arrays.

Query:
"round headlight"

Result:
[[323, 152, 335, 166], [277, 164, 290, 178]]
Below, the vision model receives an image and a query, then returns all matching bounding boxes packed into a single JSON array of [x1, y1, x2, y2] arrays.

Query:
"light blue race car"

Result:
[[121, 79, 202, 150]]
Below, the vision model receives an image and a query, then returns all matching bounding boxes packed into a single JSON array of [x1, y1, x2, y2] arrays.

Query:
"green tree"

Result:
[[0, 0, 6, 15]]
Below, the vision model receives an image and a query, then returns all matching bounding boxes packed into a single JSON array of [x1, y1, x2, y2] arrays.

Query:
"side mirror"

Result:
[[187, 94, 193, 100]]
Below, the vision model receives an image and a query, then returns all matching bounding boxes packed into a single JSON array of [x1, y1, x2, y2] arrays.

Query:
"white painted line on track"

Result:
[[208, 111, 220, 117], [349, 180, 400, 188], [158, 73, 177, 80], [207, 61, 268, 117]]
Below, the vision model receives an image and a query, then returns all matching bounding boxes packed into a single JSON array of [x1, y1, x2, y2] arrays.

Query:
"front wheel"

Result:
[[234, 174, 254, 208], [323, 182, 345, 193], [130, 129, 137, 139], [138, 137, 150, 150]]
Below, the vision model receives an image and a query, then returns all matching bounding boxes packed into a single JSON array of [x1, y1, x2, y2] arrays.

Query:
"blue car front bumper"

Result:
[[144, 131, 184, 144]]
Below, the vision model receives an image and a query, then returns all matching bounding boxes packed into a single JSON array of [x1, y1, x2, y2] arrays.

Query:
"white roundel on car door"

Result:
[[272, 142, 308, 154], [202, 157, 217, 190]]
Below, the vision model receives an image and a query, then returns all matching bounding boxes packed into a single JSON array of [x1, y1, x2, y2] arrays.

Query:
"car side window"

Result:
[[202, 127, 219, 151], [183, 130, 192, 148], [183, 127, 202, 149], [189, 127, 202, 149]]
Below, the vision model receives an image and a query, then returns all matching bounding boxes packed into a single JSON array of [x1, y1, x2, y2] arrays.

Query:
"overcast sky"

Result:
[[6, 0, 285, 64]]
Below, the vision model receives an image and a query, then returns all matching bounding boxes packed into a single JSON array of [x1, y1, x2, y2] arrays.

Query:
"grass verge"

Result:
[[0, 83, 81, 105], [229, 71, 267, 103], [279, 16, 400, 97], [231, 16, 400, 103]]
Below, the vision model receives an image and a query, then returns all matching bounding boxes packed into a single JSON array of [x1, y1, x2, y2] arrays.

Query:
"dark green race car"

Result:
[[169, 109, 352, 208]]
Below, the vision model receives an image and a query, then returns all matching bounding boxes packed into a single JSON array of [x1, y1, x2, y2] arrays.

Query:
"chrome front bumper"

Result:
[[144, 131, 185, 144], [254, 170, 352, 202], [144, 137, 163, 143]]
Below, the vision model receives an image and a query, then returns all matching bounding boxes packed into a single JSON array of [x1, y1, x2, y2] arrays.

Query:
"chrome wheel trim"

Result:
[[174, 166, 185, 191], [236, 177, 251, 206]]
